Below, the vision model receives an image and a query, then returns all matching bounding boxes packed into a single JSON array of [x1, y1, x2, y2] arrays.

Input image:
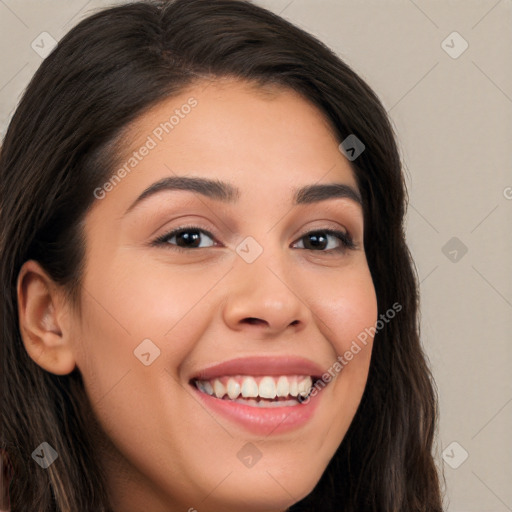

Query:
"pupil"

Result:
[[178, 230, 200, 247], [306, 233, 326, 250]]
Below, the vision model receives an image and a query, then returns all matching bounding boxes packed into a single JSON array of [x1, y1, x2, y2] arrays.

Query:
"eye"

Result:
[[152, 226, 357, 254], [152, 226, 217, 252], [292, 229, 356, 253]]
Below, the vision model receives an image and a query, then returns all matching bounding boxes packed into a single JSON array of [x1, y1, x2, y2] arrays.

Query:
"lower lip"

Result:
[[191, 384, 324, 435]]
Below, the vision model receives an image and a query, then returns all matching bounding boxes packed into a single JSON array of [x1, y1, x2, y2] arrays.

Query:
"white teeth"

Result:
[[276, 376, 290, 397], [195, 375, 315, 402], [258, 376, 277, 399], [297, 376, 313, 397], [289, 379, 299, 397], [240, 377, 259, 398], [226, 378, 241, 399], [213, 379, 226, 399]]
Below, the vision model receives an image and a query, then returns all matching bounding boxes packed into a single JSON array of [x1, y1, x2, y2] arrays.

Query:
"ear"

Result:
[[16, 260, 77, 375]]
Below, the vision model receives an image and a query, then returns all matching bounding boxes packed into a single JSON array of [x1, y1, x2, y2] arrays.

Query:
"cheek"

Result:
[[312, 263, 377, 347], [72, 254, 230, 383], [308, 262, 378, 383]]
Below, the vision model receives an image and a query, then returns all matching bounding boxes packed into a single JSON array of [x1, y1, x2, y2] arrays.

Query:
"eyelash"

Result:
[[151, 225, 357, 254]]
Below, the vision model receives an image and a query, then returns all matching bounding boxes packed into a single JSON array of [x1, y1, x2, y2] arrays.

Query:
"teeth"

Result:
[[258, 376, 277, 399], [226, 378, 241, 399], [196, 380, 209, 395], [196, 380, 214, 396], [213, 379, 226, 399], [203, 380, 214, 395], [297, 376, 312, 397], [276, 376, 289, 397], [240, 377, 259, 398], [195, 375, 314, 402]]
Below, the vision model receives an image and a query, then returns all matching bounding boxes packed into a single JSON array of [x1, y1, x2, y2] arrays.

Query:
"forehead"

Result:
[[122, 78, 340, 148], [94, 78, 359, 214]]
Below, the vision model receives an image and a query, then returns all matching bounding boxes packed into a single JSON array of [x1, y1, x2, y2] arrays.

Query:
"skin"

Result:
[[17, 78, 378, 512]]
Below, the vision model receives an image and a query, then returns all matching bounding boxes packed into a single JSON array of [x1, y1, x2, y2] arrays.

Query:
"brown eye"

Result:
[[152, 226, 217, 251], [293, 229, 355, 252]]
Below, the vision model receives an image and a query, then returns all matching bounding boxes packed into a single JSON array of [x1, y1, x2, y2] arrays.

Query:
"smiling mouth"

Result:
[[191, 375, 321, 407]]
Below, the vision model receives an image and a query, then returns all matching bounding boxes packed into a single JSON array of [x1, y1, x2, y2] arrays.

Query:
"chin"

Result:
[[200, 465, 323, 512]]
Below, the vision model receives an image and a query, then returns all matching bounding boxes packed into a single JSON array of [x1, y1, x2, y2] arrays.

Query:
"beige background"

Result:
[[1, 0, 511, 510]]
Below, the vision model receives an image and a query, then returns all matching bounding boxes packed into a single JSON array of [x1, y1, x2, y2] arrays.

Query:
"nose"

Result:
[[222, 251, 310, 337]]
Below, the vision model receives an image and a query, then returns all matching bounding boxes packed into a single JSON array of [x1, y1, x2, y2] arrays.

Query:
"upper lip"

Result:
[[189, 355, 325, 382]]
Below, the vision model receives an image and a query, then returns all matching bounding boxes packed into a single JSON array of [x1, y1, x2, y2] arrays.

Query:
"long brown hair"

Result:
[[0, 1, 445, 510]]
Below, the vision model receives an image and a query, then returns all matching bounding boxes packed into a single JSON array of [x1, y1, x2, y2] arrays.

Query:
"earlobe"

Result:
[[16, 260, 77, 376]]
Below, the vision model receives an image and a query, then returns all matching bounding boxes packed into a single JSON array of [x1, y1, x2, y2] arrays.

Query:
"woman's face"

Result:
[[69, 79, 378, 512]]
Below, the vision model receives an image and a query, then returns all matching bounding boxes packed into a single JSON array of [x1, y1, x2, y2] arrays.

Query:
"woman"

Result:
[[0, 0, 445, 510]]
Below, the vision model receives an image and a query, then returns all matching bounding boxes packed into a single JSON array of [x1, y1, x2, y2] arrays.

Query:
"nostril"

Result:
[[243, 318, 300, 327], [244, 317, 265, 326]]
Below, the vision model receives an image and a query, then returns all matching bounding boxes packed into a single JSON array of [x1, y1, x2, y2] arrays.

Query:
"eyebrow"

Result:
[[123, 175, 362, 215]]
